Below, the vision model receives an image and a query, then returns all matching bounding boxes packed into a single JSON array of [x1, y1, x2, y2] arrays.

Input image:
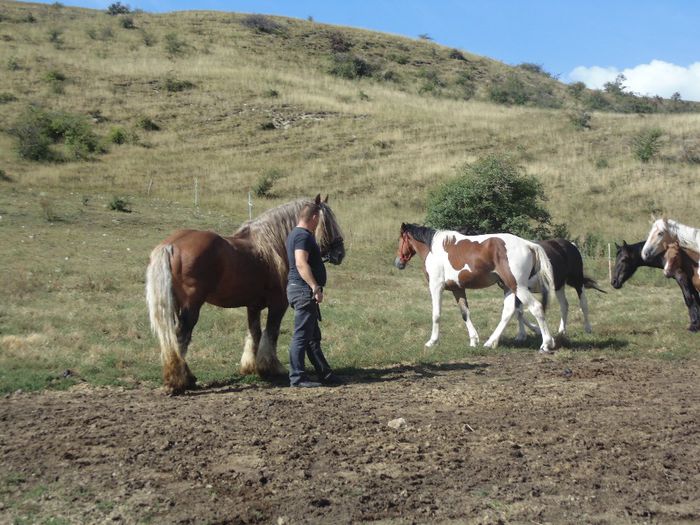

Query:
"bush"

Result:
[[448, 48, 466, 61], [517, 63, 553, 78], [163, 77, 194, 92], [107, 2, 131, 15], [426, 154, 559, 239], [109, 196, 131, 212], [328, 31, 352, 53], [568, 109, 592, 130], [108, 126, 136, 144], [11, 106, 102, 162], [0, 92, 17, 104], [136, 116, 159, 131], [632, 128, 663, 163], [164, 32, 186, 57], [488, 75, 531, 105], [253, 169, 283, 198], [329, 53, 374, 79], [119, 16, 135, 29], [241, 14, 283, 35]]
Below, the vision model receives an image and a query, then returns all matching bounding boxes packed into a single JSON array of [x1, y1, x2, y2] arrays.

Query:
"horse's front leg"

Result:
[[484, 291, 517, 349], [240, 307, 262, 375], [556, 287, 570, 335], [256, 302, 288, 377], [452, 289, 479, 347], [425, 279, 444, 347]]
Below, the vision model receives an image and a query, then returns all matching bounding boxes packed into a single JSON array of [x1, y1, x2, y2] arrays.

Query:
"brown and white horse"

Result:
[[664, 241, 700, 293], [394, 223, 556, 352], [146, 195, 345, 394], [516, 238, 606, 341]]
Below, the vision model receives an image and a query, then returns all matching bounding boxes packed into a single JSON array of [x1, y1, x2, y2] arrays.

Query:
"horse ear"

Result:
[[314, 194, 321, 205], [323, 194, 329, 203], [615, 242, 621, 250], [622, 240, 628, 247]]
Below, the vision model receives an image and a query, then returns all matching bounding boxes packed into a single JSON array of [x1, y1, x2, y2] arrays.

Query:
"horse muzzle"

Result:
[[394, 257, 406, 270]]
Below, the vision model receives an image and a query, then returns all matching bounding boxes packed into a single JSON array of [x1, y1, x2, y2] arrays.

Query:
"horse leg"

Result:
[[575, 286, 592, 333], [517, 287, 555, 352], [484, 292, 517, 349], [556, 287, 569, 335], [673, 272, 700, 332], [240, 307, 262, 375], [161, 303, 201, 395], [256, 305, 288, 377], [452, 289, 479, 347], [425, 280, 444, 347]]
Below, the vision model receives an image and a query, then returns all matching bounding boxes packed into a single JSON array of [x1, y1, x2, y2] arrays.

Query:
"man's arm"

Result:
[[295, 249, 324, 303]]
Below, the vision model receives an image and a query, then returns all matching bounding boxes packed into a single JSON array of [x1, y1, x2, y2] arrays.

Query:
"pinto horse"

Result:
[[146, 195, 345, 394], [515, 238, 606, 341], [664, 241, 700, 292], [611, 240, 700, 331], [394, 223, 556, 352]]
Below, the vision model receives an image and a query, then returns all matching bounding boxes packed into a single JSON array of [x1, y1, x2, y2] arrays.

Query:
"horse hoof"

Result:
[[483, 340, 498, 349], [425, 340, 437, 348]]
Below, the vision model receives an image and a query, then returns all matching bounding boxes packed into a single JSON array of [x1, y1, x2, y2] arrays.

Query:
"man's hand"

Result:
[[314, 286, 324, 304]]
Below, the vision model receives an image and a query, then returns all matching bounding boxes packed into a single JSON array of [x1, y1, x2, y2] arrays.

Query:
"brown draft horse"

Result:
[[516, 238, 606, 340], [146, 195, 345, 394], [664, 241, 700, 293]]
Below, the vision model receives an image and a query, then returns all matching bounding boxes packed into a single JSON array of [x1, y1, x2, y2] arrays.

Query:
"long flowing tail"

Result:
[[145, 244, 180, 366], [583, 275, 607, 293], [531, 242, 556, 310]]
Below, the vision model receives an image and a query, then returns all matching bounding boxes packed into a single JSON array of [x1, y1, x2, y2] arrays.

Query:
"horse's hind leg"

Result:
[[556, 287, 569, 335], [256, 304, 288, 377], [575, 287, 592, 333], [163, 304, 201, 395], [452, 290, 479, 347], [240, 307, 262, 375], [517, 287, 555, 352]]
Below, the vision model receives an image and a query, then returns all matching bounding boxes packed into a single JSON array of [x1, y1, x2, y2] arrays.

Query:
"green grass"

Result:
[[0, 1, 699, 393]]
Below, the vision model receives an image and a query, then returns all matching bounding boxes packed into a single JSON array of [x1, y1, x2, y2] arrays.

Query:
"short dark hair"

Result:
[[299, 202, 321, 222]]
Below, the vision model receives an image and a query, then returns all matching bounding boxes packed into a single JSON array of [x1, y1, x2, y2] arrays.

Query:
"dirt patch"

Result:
[[2, 354, 699, 524]]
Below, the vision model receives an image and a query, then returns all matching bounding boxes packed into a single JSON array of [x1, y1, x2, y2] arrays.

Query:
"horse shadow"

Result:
[[503, 334, 630, 352]]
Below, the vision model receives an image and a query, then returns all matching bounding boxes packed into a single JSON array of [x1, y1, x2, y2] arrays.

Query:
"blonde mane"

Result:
[[232, 198, 343, 288]]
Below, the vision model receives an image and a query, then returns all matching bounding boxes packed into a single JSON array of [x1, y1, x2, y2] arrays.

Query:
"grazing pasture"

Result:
[[0, 2, 699, 523]]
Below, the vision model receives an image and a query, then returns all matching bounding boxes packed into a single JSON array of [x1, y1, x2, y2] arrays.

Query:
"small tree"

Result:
[[107, 2, 131, 15], [426, 154, 560, 239], [632, 127, 663, 163]]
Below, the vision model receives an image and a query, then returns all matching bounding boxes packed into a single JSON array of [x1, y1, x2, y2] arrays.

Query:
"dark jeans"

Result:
[[287, 283, 332, 385]]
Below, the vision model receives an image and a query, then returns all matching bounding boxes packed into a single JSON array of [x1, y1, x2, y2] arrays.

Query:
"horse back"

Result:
[[537, 239, 584, 290]]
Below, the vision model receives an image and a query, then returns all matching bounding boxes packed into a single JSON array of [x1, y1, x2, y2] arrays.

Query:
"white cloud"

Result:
[[568, 60, 700, 102]]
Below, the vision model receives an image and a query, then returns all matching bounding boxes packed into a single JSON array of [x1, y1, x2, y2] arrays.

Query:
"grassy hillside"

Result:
[[1, 1, 699, 392]]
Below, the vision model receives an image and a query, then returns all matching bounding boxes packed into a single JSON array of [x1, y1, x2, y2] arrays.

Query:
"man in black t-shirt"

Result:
[[286, 200, 342, 388]]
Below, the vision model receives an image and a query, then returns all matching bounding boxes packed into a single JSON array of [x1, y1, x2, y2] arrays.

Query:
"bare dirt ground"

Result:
[[2, 353, 699, 525]]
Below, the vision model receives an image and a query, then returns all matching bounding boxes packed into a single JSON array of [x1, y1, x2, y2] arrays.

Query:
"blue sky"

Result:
[[37, 0, 700, 100]]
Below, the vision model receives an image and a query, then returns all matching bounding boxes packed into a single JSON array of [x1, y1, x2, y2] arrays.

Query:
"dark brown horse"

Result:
[[146, 195, 345, 394], [612, 240, 700, 331], [664, 241, 700, 292], [516, 239, 606, 340]]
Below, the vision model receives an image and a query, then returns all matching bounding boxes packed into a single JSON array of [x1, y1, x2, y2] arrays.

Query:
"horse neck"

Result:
[[410, 237, 432, 260], [630, 241, 664, 270], [669, 220, 700, 252]]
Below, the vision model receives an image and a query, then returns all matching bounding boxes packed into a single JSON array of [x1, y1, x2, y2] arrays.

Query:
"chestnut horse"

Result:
[[394, 223, 556, 352], [612, 240, 700, 331], [664, 241, 700, 292], [146, 195, 345, 394], [515, 238, 606, 341]]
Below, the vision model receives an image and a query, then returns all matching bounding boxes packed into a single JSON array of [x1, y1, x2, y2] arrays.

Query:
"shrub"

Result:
[[426, 154, 559, 239], [632, 128, 663, 163], [568, 109, 592, 130], [517, 62, 553, 78], [119, 16, 135, 29], [329, 53, 374, 79], [488, 75, 531, 105], [163, 77, 194, 92], [0, 92, 17, 104], [11, 106, 102, 162], [108, 196, 131, 212], [448, 48, 466, 61], [48, 28, 63, 48], [567, 81, 586, 99], [328, 31, 353, 53], [107, 2, 131, 15], [241, 14, 283, 35], [164, 32, 186, 57], [7, 56, 20, 71], [253, 169, 283, 198], [108, 126, 132, 144], [136, 116, 159, 131], [141, 30, 155, 46], [0, 169, 12, 182]]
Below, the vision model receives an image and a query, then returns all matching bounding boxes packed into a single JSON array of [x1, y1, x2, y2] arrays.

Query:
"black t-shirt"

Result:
[[286, 227, 327, 288]]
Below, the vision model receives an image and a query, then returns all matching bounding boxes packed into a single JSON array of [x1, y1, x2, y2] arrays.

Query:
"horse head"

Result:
[[611, 240, 637, 289], [394, 223, 416, 270], [315, 195, 345, 265], [642, 218, 674, 261], [663, 241, 682, 278]]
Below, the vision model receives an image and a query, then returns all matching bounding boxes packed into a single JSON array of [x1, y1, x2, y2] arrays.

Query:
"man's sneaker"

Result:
[[291, 380, 322, 388], [320, 372, 344, 386]]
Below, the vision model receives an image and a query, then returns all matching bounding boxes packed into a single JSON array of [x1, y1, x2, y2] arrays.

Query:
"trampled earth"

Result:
[[2, 353, 699, 524]]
